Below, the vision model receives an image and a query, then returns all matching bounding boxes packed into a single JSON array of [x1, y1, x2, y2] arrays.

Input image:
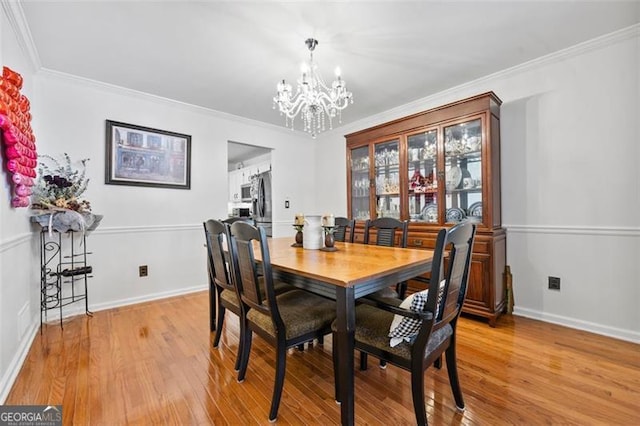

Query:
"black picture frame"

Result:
[[105, 120, 191, 189]]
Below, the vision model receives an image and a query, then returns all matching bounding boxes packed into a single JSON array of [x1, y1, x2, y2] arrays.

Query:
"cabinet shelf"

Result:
[[409, 189, 438, 195], [446, 187, 482, 194], [446, 151, 482, 161]]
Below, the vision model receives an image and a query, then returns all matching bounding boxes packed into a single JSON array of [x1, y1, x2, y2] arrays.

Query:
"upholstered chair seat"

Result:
[[219, 289, 241, 309], [334, 303, 453, 361], [247, 290, 336, 340]]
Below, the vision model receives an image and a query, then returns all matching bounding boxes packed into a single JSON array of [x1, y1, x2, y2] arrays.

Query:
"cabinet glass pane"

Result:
[[350, 146, 370, 220], [444, 119, 482, 223], [407, 130, 438, 223], [374, 139, 400, 219]]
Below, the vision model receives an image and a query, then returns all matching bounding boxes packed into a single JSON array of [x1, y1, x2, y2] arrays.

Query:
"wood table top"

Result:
[[255, 237, 434, 288]]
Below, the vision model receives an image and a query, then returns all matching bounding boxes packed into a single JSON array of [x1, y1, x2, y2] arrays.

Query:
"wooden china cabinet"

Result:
[[346, 92, 506, 326]]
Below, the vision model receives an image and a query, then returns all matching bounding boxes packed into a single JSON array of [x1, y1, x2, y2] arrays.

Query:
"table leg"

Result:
[[335, 287, 355, 426]]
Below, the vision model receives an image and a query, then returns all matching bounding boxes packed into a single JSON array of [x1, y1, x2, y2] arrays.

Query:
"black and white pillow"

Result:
[[388, 280, 446, 347], [388, 289, 429, 347]]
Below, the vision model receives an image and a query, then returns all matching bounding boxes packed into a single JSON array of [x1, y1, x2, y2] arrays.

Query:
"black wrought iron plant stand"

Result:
[[40, 229, 93, 328]]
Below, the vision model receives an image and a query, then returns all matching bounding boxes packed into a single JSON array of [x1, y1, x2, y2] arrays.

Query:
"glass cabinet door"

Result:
[[407, 129, 438, 223], [350, 146, 370, 220], [444, 118, 483, 224], [374, 139, 400, 219]]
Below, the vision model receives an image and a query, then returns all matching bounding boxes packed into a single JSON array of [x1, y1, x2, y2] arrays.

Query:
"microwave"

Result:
[[232, 207, 251, 217], [240, 184, 252, 202]]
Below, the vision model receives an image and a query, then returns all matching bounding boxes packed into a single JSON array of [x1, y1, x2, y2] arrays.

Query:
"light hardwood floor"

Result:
[[6, 291, 640, 425]]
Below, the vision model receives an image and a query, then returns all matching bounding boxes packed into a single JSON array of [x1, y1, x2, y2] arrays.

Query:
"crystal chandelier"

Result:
[[273, 38, 353, 138]]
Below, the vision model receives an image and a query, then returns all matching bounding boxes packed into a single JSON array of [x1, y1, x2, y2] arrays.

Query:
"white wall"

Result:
[[0, 6, 41, 402], [316, 26, 640, 342]]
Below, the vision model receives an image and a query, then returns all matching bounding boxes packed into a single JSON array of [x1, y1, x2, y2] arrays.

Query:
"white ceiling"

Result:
[[17, 1, 640, 134], [227, 141, 271, 169]]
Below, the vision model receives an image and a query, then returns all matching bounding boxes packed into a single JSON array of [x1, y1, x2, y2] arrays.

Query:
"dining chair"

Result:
[[204, 219, 294, 367], [227, 221, 337, 422], [333, 222, 476, 425], [334, 217, 355, 243], [364, 217, 409, 298], [203, 219, 244, 370]]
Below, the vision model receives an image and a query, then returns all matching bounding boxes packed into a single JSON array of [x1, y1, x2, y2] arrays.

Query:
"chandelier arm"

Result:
[[281, 98, 307, 120]]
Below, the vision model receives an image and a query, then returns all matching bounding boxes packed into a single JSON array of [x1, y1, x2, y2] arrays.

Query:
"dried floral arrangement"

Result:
[[31, 153, 91, 212]]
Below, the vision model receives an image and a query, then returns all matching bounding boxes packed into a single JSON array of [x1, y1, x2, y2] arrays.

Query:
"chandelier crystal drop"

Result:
[[273, 38, 353, 138]]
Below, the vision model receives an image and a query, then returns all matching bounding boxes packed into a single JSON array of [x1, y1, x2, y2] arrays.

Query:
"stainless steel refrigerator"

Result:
[[252, 170, 272, 237]]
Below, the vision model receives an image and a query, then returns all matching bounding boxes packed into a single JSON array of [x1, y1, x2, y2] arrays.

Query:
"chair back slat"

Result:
[[228, 222, 276, 318], [204, 220, 234, 292], [440, 241, 471, 321], [364, 218, 408, 247], [376, 228, 395, 246], [334, 217, 355, 243], [236, 239, 263, 306]]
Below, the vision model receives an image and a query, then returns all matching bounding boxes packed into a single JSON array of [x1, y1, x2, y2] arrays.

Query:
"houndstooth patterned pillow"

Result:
[[388, 280, 446, 347], [388, 289, 429, 347]]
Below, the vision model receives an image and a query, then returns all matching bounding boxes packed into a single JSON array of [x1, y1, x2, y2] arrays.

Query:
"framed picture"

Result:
[[105, 120, 191, 189]]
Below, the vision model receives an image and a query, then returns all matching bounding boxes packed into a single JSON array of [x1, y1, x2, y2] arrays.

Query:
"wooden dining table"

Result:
[[255, 237, 435, 426]]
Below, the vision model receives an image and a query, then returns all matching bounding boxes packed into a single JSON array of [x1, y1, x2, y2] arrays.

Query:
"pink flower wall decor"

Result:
[[0, 66, 38, 208]]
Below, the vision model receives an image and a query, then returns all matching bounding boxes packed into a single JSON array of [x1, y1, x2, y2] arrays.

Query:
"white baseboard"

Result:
[[513, 307, 640, 344], [88, 284, 208, 313], [40, 284, 208, 322], [0, 320, 40, 404]]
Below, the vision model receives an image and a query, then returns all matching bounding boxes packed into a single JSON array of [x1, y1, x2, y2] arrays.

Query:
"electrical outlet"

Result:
[[139, 265, 148, 277], [285, 200, 290, 208], [548, 276, 560, 290]]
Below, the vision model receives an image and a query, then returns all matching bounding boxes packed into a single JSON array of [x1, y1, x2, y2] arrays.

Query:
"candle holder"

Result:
[[292, 224, 304, 247], [320, 226, 338, 252]]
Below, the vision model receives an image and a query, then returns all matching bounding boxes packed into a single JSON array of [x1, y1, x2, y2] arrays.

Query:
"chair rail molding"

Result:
[[504, 224, 640, 238], [0, 232, 32, 253], [91, 223, 201, 235]]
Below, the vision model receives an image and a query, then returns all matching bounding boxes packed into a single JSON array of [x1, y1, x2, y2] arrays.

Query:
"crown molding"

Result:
[[335, 23, 640, 137], [1, 0, 41, 70], [36, 68, 302, 138]]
